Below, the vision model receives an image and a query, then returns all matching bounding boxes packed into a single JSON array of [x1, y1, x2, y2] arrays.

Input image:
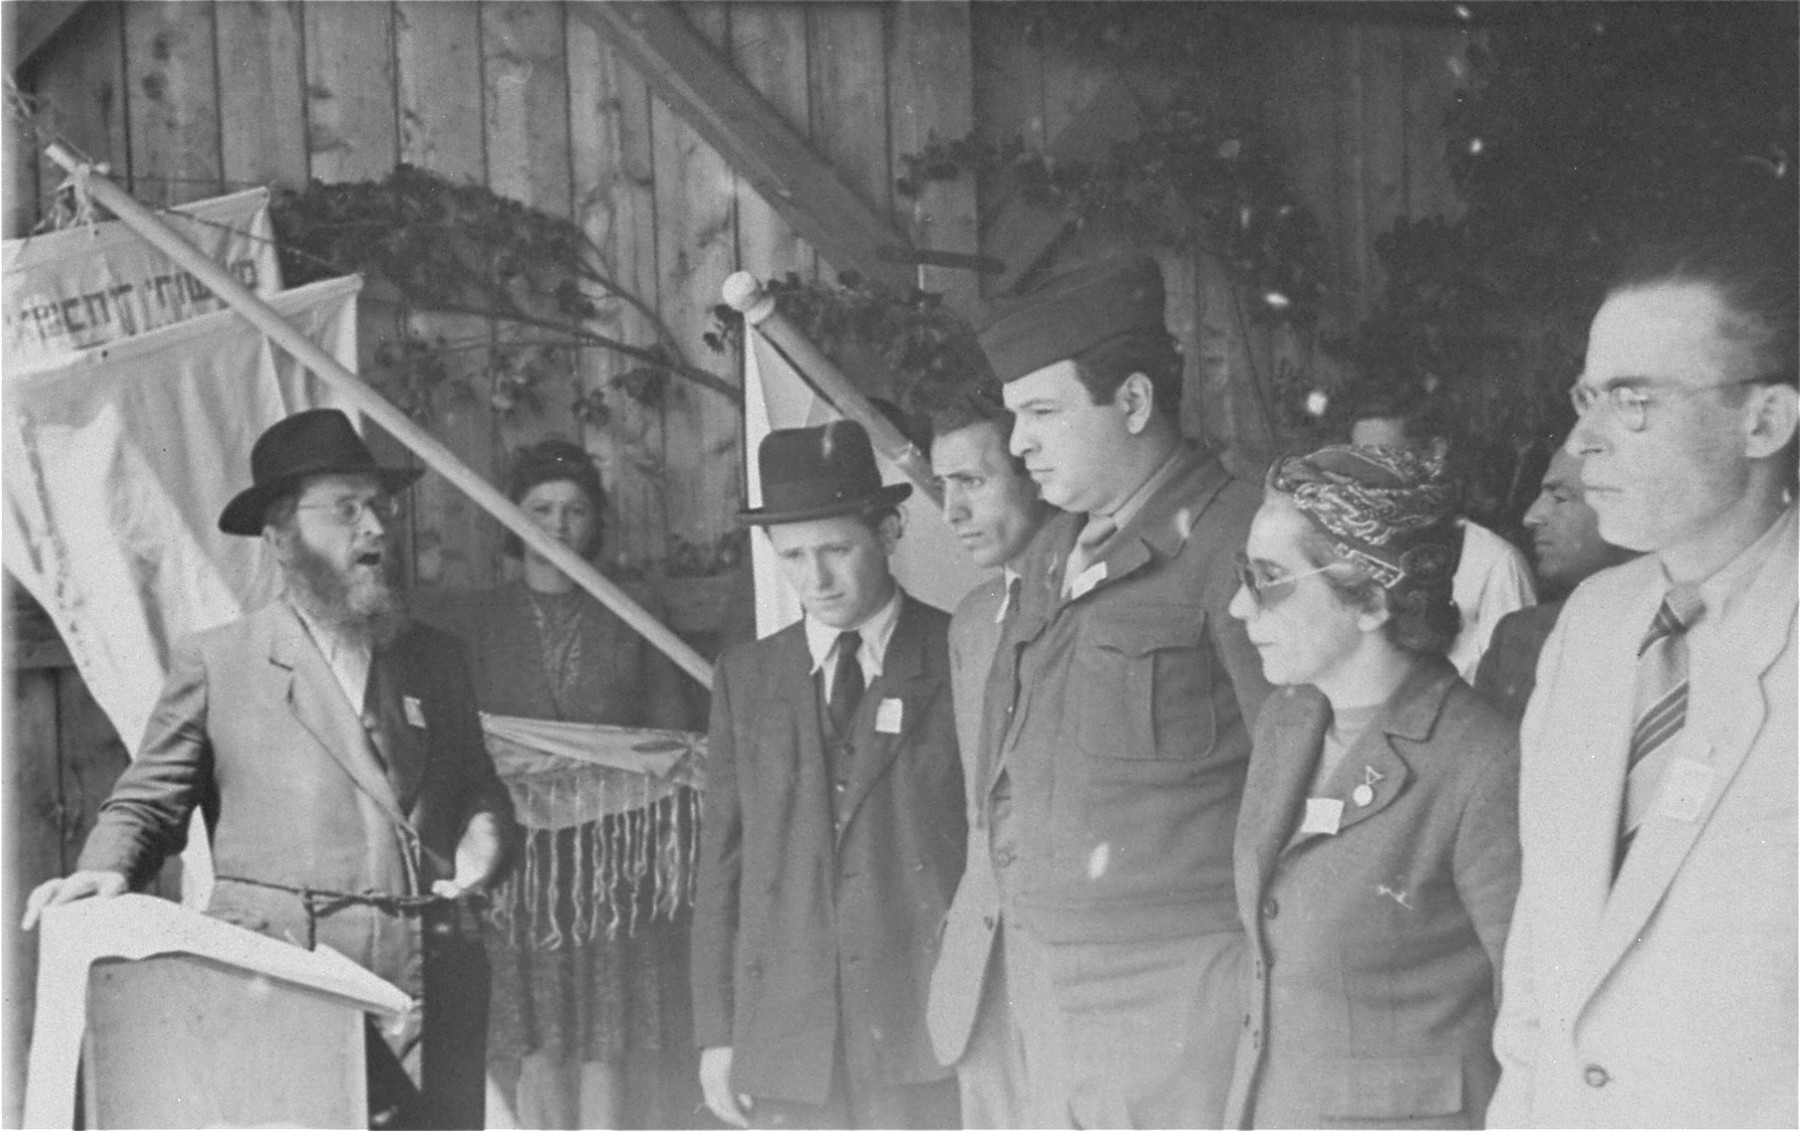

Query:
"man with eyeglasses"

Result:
[[22, 409, 515, 1129], [1488, 231, 1799, 1128]]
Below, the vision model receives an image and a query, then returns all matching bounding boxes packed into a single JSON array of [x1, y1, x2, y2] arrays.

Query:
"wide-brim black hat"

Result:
[[218, 408, 424, 536], [737, 420, 912, 526]]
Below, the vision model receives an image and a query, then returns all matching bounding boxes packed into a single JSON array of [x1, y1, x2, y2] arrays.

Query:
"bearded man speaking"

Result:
[[23, 409, 515, 1130]]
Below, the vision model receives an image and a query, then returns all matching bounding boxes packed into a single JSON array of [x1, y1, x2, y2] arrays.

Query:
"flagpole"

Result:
[[44, 143, 714, 691], [722, 272, 943, 507]]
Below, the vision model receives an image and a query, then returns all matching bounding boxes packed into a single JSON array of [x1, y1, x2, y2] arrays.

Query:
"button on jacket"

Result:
[[692, 593, 966, 1107], [1224, 661, 1519, 1129], [982, 446, 1271, 944]]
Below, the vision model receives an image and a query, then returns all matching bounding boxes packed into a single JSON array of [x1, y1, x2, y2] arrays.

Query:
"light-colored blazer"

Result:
[[79, 602, 513, 993], [1225, 661, 1518, 1130], [1488, 506, 1798, 1129], [927, 575, 1006, 1065]]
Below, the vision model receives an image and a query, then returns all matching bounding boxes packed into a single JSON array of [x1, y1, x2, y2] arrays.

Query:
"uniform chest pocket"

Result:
[[1072, 605, 1214, 761]]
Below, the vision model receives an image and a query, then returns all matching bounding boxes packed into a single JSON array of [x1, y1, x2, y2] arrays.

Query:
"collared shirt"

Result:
[[290, 597, 373, 716], [1679, 502, 1797, 625], [804, 586, 902, 702], [994, 565, 1023, 624], [1064, 445, 1190, 585]]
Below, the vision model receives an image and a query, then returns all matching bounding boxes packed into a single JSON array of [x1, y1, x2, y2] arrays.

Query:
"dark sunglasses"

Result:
[[1234, 552, 1335, 612]]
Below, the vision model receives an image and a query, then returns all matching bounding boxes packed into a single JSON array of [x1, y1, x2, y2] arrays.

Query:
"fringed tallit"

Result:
[[481, 714, 705, 949]]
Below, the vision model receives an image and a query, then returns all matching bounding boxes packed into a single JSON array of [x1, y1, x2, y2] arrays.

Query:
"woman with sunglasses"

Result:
[[1221, 444, 1520, 1129]]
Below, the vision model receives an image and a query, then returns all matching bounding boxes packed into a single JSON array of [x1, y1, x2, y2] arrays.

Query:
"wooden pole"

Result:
[[44, 143, 714, 690], [721, 272, 942, 507]]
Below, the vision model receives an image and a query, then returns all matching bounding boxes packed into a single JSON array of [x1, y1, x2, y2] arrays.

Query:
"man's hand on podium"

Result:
[[21, 870, 128, 930]]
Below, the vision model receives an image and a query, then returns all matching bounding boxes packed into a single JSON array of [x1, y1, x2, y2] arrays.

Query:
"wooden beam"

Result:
[[575, 1, 914, 292], [7, 1, 88, 74]]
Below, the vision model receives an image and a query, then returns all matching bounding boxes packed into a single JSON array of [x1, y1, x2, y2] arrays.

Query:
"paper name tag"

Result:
[[1069, 562, 1108, 600], [1656, 758, 1715, 823], [1300, 797, 1344, 836], [403, 695, 426, 728], [875, 697, 904, 734]]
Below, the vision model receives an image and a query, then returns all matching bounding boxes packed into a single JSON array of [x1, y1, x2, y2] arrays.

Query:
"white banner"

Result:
[[2, 187, 280, 370], [743, 330, 989, 637], [2, 275, 364, 755]]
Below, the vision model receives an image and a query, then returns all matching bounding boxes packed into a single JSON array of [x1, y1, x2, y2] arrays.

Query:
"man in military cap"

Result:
[[23, 408, 514, 1129], [692, 419, 965, 1129], [976, 255, 1273, 1127]]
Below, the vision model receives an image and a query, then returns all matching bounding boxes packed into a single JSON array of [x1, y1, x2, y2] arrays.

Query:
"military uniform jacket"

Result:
[[1224, 661, 1519, 1129], [981, 446, 1271, 944], [78, 602, 514, 997], [692, 593, 967, 1106]]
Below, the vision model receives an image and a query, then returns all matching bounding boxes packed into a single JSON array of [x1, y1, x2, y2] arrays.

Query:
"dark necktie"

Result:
[[1616, 588, 1702, 874], [828, 630, 865, 738], [1001, 575, 1022, 625]]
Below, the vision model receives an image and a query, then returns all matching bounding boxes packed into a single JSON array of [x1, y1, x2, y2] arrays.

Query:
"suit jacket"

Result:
[[1488, 507, 1798, 1129], [1472, 601, 1565, 725], [982, 445, 1271, 943], [79, 602, 514, 995], [1224, 661, 1519, 1129], [692, 593, 967, 1106], [927, 575, 1007, 1066]]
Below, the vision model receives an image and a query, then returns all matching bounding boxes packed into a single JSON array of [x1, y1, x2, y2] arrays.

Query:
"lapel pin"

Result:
[[1352, 766, 1384, 808]]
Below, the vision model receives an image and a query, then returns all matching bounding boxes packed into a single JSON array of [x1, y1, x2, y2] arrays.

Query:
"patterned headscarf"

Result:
[[1265, 444, 1462, 595]]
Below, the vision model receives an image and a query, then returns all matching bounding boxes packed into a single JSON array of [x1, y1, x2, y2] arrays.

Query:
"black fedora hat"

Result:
[[738, 420, 912, 526], [218, 409, 424, 536]]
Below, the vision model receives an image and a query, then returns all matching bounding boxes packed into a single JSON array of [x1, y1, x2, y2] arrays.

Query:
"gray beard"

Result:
[[284, 540, 401, 644]]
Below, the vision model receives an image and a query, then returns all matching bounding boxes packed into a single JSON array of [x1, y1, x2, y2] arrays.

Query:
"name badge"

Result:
[[403, 695, 426, 728], [1656, 758, 1715, 823], [1069, 562, 1108, 600], [1299, 797, 1344, 836], [875, 698, 904, 734]]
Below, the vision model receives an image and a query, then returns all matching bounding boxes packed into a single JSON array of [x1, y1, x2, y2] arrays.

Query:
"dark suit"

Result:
[[1471, 600, 1564, 724], [78, 601, 514, 1128], [692, 593, 965, 1122], [1225, 661, 1519, 1129]]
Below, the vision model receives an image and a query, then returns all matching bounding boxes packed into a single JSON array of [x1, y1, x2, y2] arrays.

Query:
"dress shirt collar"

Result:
[[994, 566, 1023, 624], [288, 596, 374, 716], [1098, 444, 1188, 533], [804, 586, 904, 683], [1671, 502, 1798, 626]]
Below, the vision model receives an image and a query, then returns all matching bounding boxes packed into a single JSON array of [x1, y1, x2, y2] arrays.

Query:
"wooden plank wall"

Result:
[[11, 0, 1469, 568], [4, 14, 1466, 1123], [10, 0, 972, 586]]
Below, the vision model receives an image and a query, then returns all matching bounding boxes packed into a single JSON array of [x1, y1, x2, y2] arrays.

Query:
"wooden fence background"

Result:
[[3, 3, 1473, 1123]]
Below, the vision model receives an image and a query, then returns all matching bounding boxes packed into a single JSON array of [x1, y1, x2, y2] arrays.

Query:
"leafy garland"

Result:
[[707, 270, 995, 431], [895, 85, 1328, 328], [269, 165, 737, 425], [1325, 4, 1797, 525]]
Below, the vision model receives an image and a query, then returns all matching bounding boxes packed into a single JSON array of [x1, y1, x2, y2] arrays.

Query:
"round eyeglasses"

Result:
[[1568, 376, 1771, 433], [1234, 552, 1336, 612], [295, 495, 400, 527]]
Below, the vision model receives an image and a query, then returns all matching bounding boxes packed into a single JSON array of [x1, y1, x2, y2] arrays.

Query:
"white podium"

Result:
[[24, 893, 411, 1129]]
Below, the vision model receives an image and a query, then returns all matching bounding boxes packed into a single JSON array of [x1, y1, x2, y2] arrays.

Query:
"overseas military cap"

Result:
[[977, 254, 1167, 384]]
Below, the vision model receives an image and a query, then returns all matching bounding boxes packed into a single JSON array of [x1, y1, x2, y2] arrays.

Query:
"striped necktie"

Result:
[[1616, 587, 1703, 873]]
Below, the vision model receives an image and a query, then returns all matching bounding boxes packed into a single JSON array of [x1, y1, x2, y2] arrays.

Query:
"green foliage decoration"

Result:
[[269, 165, 737, 423], [1330, 2, 1797, 526]]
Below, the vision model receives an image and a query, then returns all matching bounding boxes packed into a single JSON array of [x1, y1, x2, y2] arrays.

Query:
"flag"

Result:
[[3, 275, 363, 753], [3, 188, 280, 370], [742, 328, 990, 637]]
